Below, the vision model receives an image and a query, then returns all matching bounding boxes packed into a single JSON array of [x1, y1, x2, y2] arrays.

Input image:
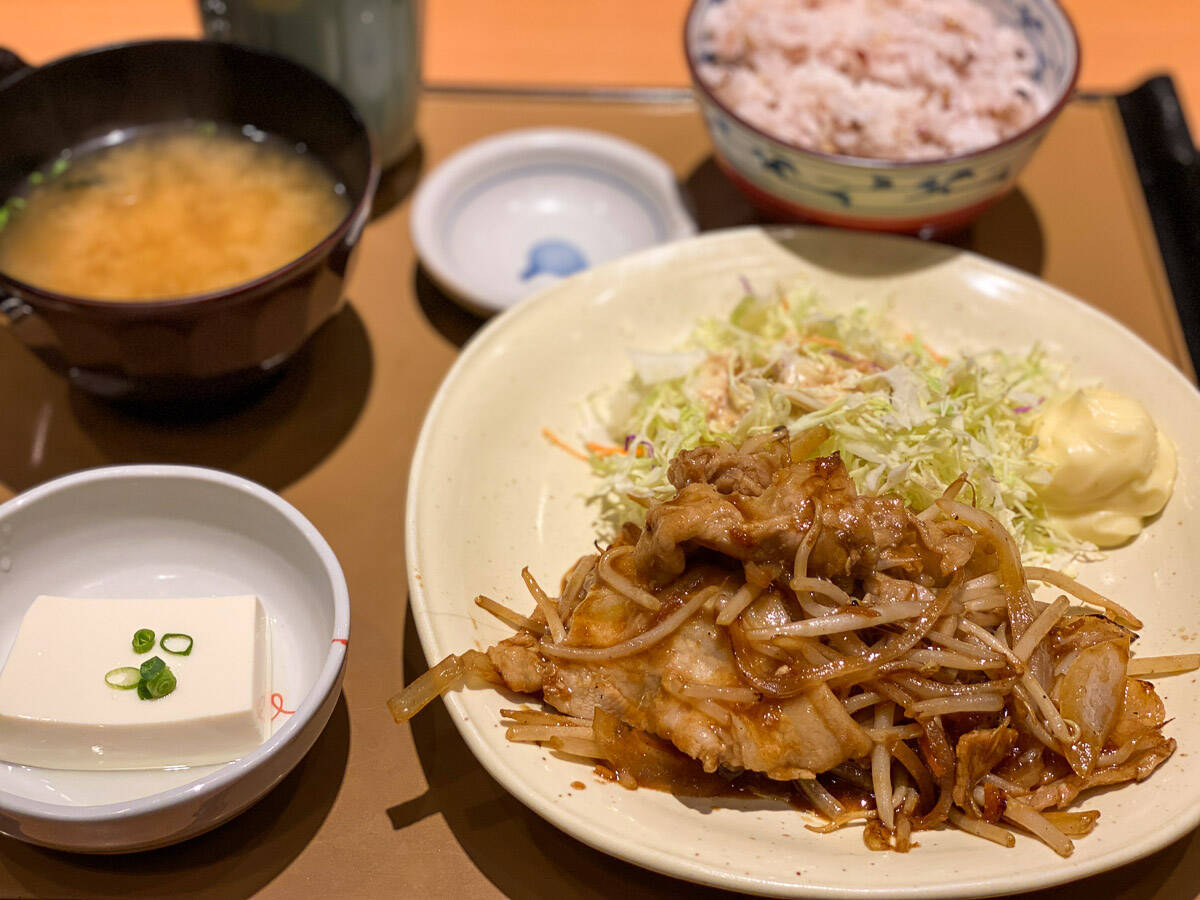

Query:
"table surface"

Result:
[[1, 0, 1199, 130], [0, 86, 1194, 898]]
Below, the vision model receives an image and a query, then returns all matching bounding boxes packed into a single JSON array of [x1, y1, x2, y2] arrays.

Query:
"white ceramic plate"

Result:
[[406, 227, 1200, 897]]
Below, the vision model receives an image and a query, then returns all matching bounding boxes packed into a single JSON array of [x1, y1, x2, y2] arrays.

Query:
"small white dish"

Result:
[[411, 127, 696, 316], [0, 465, 349, 852]]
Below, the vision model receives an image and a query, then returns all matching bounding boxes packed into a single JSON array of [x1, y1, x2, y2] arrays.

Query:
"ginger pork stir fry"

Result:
[[392, 429, 1187, 856]]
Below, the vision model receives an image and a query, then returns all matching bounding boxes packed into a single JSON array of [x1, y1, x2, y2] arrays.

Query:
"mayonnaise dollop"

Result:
[[1034, 388, 1176, 546]]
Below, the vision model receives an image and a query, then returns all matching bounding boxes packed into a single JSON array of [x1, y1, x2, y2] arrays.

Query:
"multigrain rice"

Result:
[[697, 0, 1050, 161]]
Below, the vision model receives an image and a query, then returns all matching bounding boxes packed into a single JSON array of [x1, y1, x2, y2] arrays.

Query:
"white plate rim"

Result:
[[405, 225, 1200, 897]]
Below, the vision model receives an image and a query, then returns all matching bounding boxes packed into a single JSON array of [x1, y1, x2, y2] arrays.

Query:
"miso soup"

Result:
[[0, 125, 350, 301]]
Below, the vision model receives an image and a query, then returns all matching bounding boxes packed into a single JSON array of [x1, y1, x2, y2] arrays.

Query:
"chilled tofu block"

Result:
[[0, 595, 271, 770]]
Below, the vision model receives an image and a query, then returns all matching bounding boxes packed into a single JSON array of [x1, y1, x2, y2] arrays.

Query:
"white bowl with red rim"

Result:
[[0, 465, 349, 852]]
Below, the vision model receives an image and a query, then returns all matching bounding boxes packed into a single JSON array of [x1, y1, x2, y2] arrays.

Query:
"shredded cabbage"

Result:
[[584, 286, 1085, 560]]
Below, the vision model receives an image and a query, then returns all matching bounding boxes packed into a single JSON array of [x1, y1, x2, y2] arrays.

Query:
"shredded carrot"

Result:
[[585, 441, 627, 458], [584, 440, 654, 458], [902, 332, 948, 366], [542, 428, 588, 462]]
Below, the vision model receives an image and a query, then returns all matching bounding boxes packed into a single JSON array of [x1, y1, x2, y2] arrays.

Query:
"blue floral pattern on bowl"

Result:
[[685, 0, 1079, 231]]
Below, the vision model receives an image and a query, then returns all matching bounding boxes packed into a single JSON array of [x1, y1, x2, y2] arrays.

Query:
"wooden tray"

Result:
[[0, 88, 1195, 898]]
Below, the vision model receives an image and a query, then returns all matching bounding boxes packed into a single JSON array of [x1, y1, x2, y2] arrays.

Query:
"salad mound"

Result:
[[583, 286, 1081, 560]]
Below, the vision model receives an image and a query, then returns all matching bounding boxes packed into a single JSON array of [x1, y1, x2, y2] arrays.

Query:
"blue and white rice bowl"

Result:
[[684, 0, 1081, 235]]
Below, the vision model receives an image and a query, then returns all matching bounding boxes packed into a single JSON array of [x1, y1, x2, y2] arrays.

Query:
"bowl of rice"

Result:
[[685, 0, 1080, 235]]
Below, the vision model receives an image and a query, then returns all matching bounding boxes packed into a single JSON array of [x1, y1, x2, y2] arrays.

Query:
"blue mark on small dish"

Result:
[[520, 240, 589, 281]]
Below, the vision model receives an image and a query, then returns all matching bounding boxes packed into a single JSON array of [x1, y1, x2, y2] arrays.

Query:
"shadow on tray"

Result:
[[681, 156, 763, 232], [386, 604, 738, 900], [414, 264, 486, 349], [0, 691, 350, 898], [955, 188, 1046, 277], [683, 154, 1046, 278], [0, 303, 373, 495], [371, 141, 424, 222], [1023, 827, 1200, 900]]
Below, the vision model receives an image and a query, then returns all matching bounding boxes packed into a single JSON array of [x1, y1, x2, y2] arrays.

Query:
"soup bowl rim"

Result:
[[0, 38, 380, 316]]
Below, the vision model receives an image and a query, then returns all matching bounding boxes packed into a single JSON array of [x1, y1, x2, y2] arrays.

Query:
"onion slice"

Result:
[[387, 651, 495, 722], [501, 708, 590, 726], [890, 739, 936, 807], [506, 724, 595, 743], [523, 567, 567, 644], [789, 577, 854, 609], [716, 582, 763, 626], [1127, 653, 1200, 677], [597, 546, 662, 611], [744, 601, 924, 640], [871, 702, 895, 830], [844, 690, 883, 714], [475, 595, 546, 635], [559, 554, 597, 620], [948, 809, 1016, 847], [791, 497, 822, 581], [1001, 797, 1074, 857], [958, 619, 1023, 670], [1024, 566, 1143, 629], [540, 586, 718, 662], [797, 778, 844, 821], [673, 680, 759, 704], [909, 694, 1004, 717], [1011, 595, 1069, 663]]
